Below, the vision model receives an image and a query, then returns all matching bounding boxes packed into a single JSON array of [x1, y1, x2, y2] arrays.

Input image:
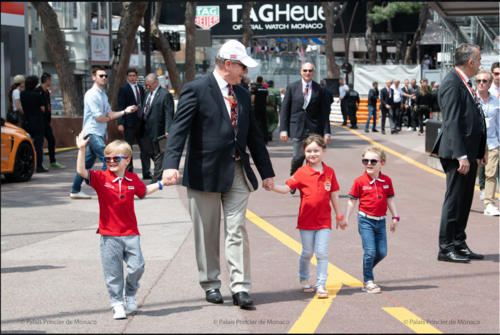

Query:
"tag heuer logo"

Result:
[[195, 6, 220, 30]]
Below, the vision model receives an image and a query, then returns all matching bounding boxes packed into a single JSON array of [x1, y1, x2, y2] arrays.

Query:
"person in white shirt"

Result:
[[8, 75, 25, 125], [390, 79, 405, 130], [489, 62, 500, 98], [421, 55, 431, 70], [338, 78, 349, 126]]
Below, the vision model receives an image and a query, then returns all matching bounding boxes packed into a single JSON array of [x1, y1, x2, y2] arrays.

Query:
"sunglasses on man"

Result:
[[302, 69, 314, 73], [362, 159, 382, 165], [103, 156, 128, 163], [493, 72, 500, 76], [475, 79, 489, 84], [98, 74, 108, 78]]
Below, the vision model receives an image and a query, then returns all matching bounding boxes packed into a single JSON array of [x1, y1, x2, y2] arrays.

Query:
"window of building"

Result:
[[91, 2, 109, 33], [48, 2, 79, 30]]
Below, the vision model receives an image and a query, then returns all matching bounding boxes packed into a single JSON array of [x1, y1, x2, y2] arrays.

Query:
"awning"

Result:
[[288, 38, 299, 43], [299, 38, 310, 44], [310, 37, 324, 45], [276, 38, 287, 43], [420, 20, 443, 45]]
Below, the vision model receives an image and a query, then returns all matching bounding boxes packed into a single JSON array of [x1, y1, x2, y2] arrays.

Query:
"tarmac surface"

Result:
[[1, 124, 499, 333]]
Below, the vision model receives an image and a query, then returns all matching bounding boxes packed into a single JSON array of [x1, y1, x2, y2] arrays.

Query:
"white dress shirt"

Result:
[[213, 70, 233, 119], [128, 82, 140, 104], [391, 84, 403, 103], [302, 79, 313, 107], [146, 86, 159, 106], [339, 84, 349, 99], [489, 83, 500, 98]]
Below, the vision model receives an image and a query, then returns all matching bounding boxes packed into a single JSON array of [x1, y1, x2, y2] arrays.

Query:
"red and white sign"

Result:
[[1, 2, 24, 27], [91, 33, 110, 64]]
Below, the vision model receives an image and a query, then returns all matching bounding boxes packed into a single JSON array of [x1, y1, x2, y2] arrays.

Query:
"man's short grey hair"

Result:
[[478, 69, 493, 82], [145, 73, 158, 82], [320, 79, 327, 87], [302, 62, 316, 70], [455, 43, 479, 66], [215, 55, 239, 69]]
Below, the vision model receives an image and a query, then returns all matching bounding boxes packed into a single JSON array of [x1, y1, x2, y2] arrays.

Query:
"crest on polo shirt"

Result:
[[104, 182, 114, 189], [325, 177, 331, 191], [383, 185, 389, 189], [362, 186, 372, 190]]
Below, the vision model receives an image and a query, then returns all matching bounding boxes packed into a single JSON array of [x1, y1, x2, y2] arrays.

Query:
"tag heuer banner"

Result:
[[160, 2, 418, 37], [195, 6, 220, 30]]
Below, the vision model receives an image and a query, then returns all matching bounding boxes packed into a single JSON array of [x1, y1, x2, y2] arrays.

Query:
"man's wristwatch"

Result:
[[392, 217, 400, 221]]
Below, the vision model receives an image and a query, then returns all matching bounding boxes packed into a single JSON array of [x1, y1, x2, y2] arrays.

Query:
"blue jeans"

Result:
[[71, 134, 107, 193], [299, 228, 331, 288], [358, 215, 387, 282], [365, 105, 377, 131]]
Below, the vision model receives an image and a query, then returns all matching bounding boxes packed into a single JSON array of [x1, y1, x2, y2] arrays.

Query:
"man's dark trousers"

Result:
[[124, 122, 151, 176], [392, 103, 401, 129], [44, 123, 56, 164], [291, 127, 309, 176], [347, 103, 357, 127], [341, 100, 348, 123], [255, 106, 268, 142], [141, 123, 164, 183], [439, 158, 477, 253]]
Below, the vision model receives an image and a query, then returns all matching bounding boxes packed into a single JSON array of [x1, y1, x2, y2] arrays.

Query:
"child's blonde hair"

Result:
[[104, 140, 133, 158], [302, 134, 327, 153], [362, 145, 387, 163]]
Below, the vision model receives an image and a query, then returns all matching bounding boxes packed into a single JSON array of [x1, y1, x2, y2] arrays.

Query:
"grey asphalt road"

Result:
[[1, 125, 498, 333]]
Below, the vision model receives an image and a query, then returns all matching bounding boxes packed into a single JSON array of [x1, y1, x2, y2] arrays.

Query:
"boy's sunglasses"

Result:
[[475, 79, 489, 84], [103, 156, 128, 163], [99, 74, 108, 78], [362, 159, 382, 165]]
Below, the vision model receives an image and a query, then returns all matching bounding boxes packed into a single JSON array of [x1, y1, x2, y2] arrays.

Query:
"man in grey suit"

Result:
[[432, 43, 487, 263], [138, 73, 174, 183]]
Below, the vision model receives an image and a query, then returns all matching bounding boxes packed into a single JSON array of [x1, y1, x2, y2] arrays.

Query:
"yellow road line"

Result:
[[382, 307, 442, 334], [333, 124, 499, 198], [44, 146, 77, 154]]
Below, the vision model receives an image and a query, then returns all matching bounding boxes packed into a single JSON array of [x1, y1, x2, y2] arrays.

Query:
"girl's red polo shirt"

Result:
[[86, 169, 147, 236], [286, 163, 340, 230], [348, 172, 395, 217]]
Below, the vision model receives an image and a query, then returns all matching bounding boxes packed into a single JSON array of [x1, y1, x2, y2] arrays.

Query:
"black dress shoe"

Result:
[[382, 130, 386, 134], [456, 248, 484, 260], [391, 130, 396, 135], [36, 167, 49, 173], [206, 289, 223, 304], [350, 126, 359, 129], [290, 189, 296, 195], [437, 251, 470, 263], [342, 122, 347, 126], [143, 174, 152, 180], [232, 292, 253, 308], [372, 129, 379, 132]]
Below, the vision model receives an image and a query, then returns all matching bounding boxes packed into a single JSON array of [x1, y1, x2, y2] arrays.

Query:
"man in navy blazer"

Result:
[[279, 62, 330, 193], [162, 40, 275, 308], [379, 79, 395, 134], [117, 68, 151, 179]]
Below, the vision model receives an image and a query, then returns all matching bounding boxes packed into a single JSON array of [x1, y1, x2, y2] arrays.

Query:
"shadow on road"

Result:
[[1, 265, 65, 274]]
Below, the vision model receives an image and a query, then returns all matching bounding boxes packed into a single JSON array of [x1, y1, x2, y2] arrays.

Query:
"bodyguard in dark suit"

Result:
[[162, 40, 275, 308], [280, 62, 330, 184], [379, 80, 395, 134], [117, 68, 151, 178], [430, 82, 441, 121], [138, 73, 174, 183], [401, 80, 414, 128], [431, 44, 487, 263]]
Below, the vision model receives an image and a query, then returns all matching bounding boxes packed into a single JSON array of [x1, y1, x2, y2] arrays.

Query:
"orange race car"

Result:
[[1, 118, 36, 182]]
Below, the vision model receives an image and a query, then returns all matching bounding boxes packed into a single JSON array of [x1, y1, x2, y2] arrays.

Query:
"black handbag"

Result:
[[6, 101, 18, 124]]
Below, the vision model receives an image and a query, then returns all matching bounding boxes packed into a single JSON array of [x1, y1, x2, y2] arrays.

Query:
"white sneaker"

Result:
[[112, 304, 127, 319], [479, 190, 485, 201], [407, 127, 412, 131], [484, 204, 500, 216], [69, 191, 92, 199], [125, 295, 137, 312], [416, 126, 420, 131]]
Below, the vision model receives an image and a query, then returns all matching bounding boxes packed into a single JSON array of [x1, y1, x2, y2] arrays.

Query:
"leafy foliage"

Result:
[[369, 2, 422, 25]]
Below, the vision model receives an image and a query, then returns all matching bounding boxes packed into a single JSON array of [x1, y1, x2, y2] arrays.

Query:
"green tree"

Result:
[[369, 2, 426, 64]]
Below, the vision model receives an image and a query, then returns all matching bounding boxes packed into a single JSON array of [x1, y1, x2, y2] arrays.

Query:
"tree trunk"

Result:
[[386, 18, 402, 64], [107, 2, 148, 111], [404, 4, 430, 65], [322, 2, 348, 78], [365, 2, 377, 65], [151, 2, 182, 99], [184, 2, 197, 84], [242, 2, 256, 48], [32, 3, 81, 117]]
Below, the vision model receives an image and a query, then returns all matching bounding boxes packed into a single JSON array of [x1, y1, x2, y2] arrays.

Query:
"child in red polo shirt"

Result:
[[345, 146, 399, 294], [76, 131, 166, 319], [273, 134, 345, 299]]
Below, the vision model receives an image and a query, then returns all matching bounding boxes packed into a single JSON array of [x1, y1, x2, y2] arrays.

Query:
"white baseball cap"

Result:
[[218, 40, 258, 68]]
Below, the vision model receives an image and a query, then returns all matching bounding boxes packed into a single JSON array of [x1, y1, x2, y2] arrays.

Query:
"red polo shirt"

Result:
[[348, 172, 395, 217], [286, 163, 340, 230], [86, 169, 147, 236]]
